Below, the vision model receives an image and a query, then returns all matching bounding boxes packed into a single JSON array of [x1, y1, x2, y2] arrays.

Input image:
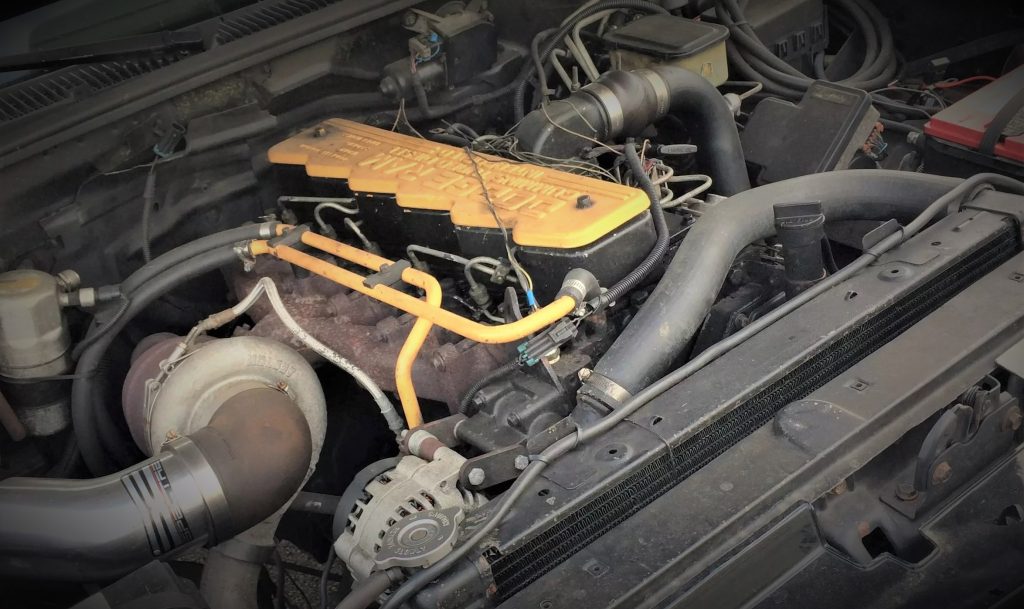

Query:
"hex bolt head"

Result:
[[576, 195, 594, 209], [578, 367, 593, 382], [313, 126, 327, 138], [932, 461, 953, 486], [55, 269, 81, 291], [431, 353, 446, 371], [467, 468, 486, 486], [1003, 408, 1023, 432], [895, 482, 918, 501], [514, 455, 529, 471]]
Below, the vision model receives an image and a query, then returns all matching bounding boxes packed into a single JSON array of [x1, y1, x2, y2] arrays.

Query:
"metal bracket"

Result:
[[364, 259, 411, 289], [862, 219, 902, 251], [414, 413, 467, 449], [267, 224, 310, 248], [459, 444, 529, 491], [882, 383, 1021, 519], [526, 416, 578, 454], [962, 191, 1024, 237]]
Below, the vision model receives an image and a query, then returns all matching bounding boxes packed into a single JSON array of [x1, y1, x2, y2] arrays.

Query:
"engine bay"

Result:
[[1, 1, 1024, 608]]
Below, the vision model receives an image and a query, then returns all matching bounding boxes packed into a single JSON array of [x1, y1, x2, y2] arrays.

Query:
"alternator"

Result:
[[334, 431, 485, 581]]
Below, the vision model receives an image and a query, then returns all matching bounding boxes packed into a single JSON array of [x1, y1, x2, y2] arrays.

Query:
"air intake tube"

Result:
[[0, 387, 311, 581], [582, 170, 966, 406], [515, 66, 751, 196]]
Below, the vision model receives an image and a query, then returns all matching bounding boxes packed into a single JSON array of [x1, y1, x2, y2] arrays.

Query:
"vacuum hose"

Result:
[[516, 66, 751, 196], [0, 387, 311, 582], [585, 170, 965, 404]]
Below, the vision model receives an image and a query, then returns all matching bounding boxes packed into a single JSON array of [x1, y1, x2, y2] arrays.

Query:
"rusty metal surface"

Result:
[[230, 259, 514, 410]]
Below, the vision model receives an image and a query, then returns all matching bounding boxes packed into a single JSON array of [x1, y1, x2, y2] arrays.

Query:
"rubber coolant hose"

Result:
[[589, 170, 965, 400]]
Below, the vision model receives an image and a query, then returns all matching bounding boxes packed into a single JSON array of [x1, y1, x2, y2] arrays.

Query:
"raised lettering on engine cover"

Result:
[[267, 119, 649, 249]]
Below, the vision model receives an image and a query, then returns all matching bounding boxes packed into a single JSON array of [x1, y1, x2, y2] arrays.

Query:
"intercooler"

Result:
[[416, 196, 1024, 608], [491, 221, 1019, 601]]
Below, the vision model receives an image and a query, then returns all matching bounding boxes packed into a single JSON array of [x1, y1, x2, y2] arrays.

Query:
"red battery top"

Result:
[[924, 65, 1024, 164]]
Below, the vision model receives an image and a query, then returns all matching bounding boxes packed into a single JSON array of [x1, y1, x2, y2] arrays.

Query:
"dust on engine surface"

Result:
[[267, 118, 649, 249]]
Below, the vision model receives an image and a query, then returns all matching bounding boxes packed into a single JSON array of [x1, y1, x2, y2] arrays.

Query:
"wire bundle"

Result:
[[717, 0, 898, 100]]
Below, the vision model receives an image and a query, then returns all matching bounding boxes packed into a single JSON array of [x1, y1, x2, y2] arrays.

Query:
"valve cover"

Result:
[[267, 118, 649, 249]]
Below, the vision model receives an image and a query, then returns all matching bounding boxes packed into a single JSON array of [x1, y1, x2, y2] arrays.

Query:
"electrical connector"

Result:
[[516, 318, 577, 366]]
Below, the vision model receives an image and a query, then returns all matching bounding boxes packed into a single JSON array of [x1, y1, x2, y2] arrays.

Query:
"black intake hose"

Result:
[[586, 170, 964, 403], [0, 388, 311, 582], [516, 66, 751, 196], [514, 1, 670, 120]]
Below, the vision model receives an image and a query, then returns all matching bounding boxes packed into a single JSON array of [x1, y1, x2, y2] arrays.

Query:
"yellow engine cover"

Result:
[[267, 119, 649, 249]]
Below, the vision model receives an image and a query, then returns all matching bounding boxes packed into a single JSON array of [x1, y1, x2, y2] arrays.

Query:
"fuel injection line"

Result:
[[247, 226, 596, 428]]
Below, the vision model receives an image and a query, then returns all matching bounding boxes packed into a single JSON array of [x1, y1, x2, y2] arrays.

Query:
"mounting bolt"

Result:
[[932, 461, 953, 486], [514, 455, 529, 471], [830, 479, 849, 496], [576, 194, 594, 209], [402, 11, 418, 27], [506, 411, 522, 429], [313, 126, 327, 138], [431, 353, 446, 371], [578, 367, 592, 382], [55, 269, 81, 291], [468, 468, 486, 486], [895, 482, 918, 501], [1003, 408, 1023, 432]]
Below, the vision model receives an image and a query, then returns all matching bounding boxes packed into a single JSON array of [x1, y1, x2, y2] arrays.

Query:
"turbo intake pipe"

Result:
[[0, 388, 311, 581], [515, 65, 751, 196], [0, 335, 325, 582]]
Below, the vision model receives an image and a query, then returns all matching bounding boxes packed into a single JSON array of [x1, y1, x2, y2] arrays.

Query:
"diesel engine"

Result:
[[0, 1, 1023, 609]]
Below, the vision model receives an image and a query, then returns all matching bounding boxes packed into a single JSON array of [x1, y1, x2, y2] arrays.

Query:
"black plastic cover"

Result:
[[742, 0, 828, 73], [742, 80, 879, 184], [602, 15, 728, 59]]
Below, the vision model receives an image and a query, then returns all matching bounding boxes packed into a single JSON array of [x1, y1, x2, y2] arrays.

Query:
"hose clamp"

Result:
[[635, 69, 670, 117], [164, 435, 233, 543], [582, 82, 624, 137], [258, 222, 278, 239], [578, 372, 632, 410]]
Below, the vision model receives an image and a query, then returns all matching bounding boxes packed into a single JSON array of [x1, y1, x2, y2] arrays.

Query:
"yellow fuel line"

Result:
[[249, 229, 577, 428]]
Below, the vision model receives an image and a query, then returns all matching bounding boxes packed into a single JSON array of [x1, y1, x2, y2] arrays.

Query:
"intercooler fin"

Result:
[[489, 224, 1020, 601]]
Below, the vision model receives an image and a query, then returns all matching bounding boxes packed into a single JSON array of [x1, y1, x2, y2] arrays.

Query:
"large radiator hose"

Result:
[[0, 387, 311, 581], [584, 170, 967, 406]]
